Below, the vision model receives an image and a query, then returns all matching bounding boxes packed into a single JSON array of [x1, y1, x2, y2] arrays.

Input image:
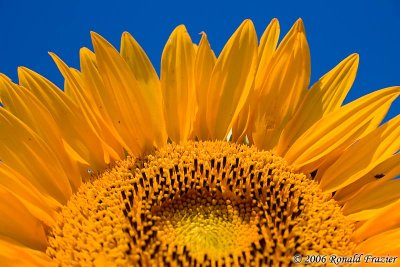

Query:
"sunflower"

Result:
[[0, 18, 399, 267]]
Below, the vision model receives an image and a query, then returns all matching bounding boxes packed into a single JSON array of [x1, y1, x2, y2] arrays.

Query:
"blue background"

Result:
[[0, 0, 398, 121]]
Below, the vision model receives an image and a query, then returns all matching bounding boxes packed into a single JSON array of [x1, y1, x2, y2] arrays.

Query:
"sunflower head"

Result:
[[0, 18, 399, 267]]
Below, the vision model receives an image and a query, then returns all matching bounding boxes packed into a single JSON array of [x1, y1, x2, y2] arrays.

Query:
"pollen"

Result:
[[46, 141, 355, 266]]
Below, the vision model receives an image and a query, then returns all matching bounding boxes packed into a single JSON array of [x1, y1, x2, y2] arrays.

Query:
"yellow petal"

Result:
[[91, 32, 165, 154], [334, 153, 400, 202], [319, 115, 400, 192], [343, 179, 400, 221], [318, 54, 359, 113], [192, 33, 216, 140], [352, 199, 400, 242], [79, 48, 110, 116], [285, 86, 400, 171], [276, 54, 359, 155], [120, 32, 161, 100], [232, 18, 280, 142], [161, 25, 196, 142], [0, 239, 53, 267], [0, 76, 81, 189], [120, 32, 167, 145], [206, 19, 258, 139], [0, 165, 56, 226], [313, 148, 344, 183], [252, 19, 310, 151], [18, 67, 107, 172], [79, 48, 131, 152], [90, 32, 148, 154], [255, 18, 280, 90], [0, 109, 72, 204], [0, 73, 11, 82], [231, 102, 252, 142], [354, 228, 400, 256], [50, 53, 124, 163], [0, 187, 47, 250]]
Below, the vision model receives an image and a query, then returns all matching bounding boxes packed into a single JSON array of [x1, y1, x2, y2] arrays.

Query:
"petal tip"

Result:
[[0, 73, 11, 83], [175, 24, 187, 32], [350, 53, 360, 62], [90, 31, 104, 44], [17, 66, 28, 74], [242, 19, 255, 29], [294, 18, 305, 32], [47, 51, 56, 58], [80, 47, 91, 54], [121, 31, 132, 40], [270, 18, 280, 27]]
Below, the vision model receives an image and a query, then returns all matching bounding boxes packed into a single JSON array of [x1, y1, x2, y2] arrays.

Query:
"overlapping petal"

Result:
[[285, 86, 399, 171], [232, 18, 280, 141], [334, 153, 400, 202], [354, 229, 400, 264], [0, 165, 56, 226], [318, 115, 400, 192], [276, 53, 359, 155], [79, 48, 131, 152], [251, 19, 310, 151], [50, 53, 124, 164], [0, 108, 72, 205], [351, 199, 400, 242], [120, 32, 167, 146], [206, 19, 258, 140], [18, 67, 108, 173], [0, 187, 48, 251], [0, 239, 52, 267], [91, 32, 166, 154], [0, 76, 81, 189], [343, 179, 400, 221]]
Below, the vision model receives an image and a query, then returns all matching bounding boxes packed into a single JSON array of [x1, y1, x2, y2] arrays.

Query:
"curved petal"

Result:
[[0, 76, 81, 189], [354, 228, 400, 256], [256, 18, 280, 87], [91, 32, 165, 154], [276, 54, 359, 155], [120, 32, 161, 99], [161, 25, 196, 142], [0, 187, 48, 250], [351, 199, 400, 243], [206, 20, 258, 139], [251, 19, 310, 151], [120, 32, 167, 145], [232, 18, 280, 142], [192, 33, 216, 140], [343, 179, 400, 221], [18, 67, 107, 173], [50, 53, 124, 164], [0, 239, 52, 267], [79, 48, 131, 153], [334, 153, 400, 202], [0, 165, 56, 226], [285, 86, 400, 171], [319, 115, 400, 192], [0, 109, 72, 205]]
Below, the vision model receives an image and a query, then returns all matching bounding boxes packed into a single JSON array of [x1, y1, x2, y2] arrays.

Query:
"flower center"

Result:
[[46, 141, 355, 266], [156, 190, 261, 263]]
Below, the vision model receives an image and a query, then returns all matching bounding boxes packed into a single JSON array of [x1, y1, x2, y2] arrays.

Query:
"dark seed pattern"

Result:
[[47, 141, 354, 266]]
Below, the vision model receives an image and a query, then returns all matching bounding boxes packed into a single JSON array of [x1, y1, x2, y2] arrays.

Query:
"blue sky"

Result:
[[0, 0, 398, 121]]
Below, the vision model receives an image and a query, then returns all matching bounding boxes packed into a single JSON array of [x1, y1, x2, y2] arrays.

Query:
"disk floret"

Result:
[[47, 141, 354, 266]]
